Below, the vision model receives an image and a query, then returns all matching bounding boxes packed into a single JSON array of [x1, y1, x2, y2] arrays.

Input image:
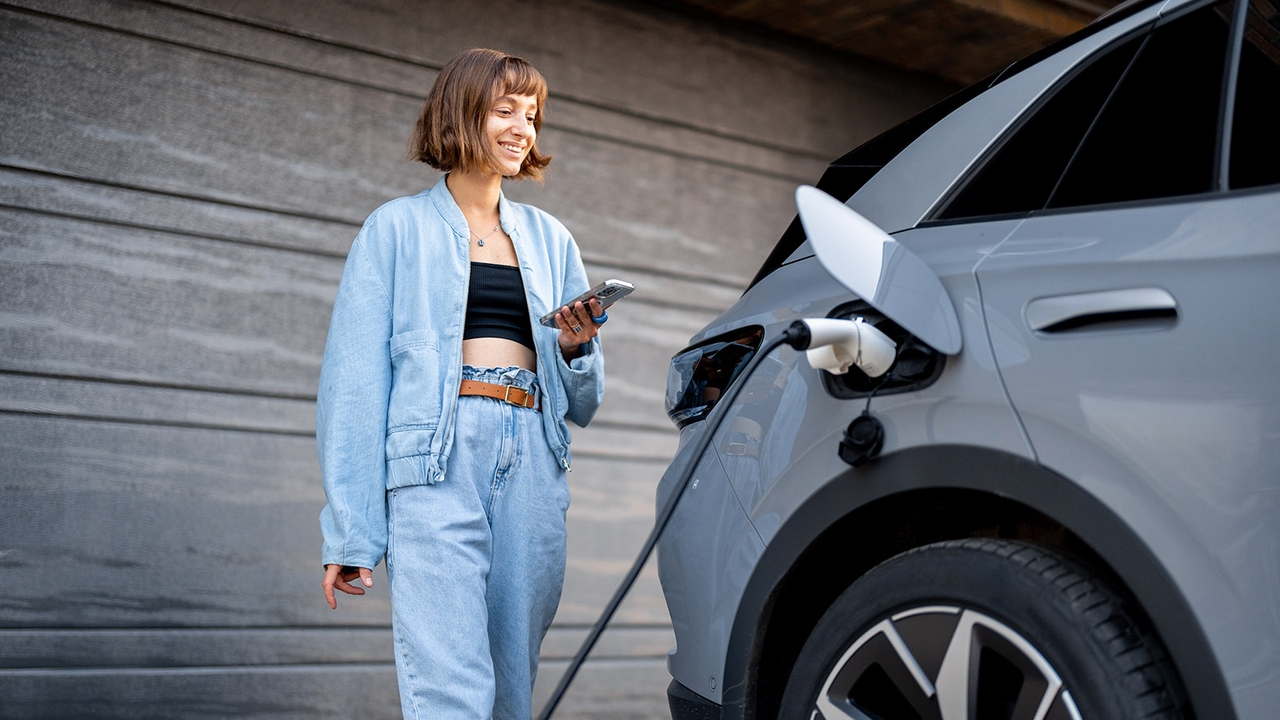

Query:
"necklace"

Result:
[[470, 224, 501, 247]]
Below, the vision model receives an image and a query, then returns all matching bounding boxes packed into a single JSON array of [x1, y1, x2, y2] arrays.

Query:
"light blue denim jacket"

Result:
[[317, 176, 604, 569]]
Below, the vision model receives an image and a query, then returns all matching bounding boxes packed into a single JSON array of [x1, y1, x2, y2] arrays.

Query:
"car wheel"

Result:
[[777, 539, 1186, 720]]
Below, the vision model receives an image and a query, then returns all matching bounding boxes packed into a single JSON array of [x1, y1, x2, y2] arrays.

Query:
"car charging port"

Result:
[[819, 300, 946, 399]]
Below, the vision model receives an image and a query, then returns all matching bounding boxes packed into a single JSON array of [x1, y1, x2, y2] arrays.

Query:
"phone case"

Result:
[[539, 279, 635, 328]]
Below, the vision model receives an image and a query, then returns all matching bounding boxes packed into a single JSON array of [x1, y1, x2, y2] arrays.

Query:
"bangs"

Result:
[[497, 59, 548, 107]]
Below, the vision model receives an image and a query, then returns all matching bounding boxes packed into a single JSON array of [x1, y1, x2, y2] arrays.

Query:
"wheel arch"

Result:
[[720, 443, 1231, 720]]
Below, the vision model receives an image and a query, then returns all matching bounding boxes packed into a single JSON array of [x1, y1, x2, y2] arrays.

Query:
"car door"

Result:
[[959, 1, 1280, 716]]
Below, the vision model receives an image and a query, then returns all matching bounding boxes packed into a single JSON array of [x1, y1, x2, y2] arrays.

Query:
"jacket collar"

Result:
[[427, 174, 520, 242]]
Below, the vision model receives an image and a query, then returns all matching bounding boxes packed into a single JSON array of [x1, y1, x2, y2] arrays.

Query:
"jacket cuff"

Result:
[[320, 506, 385, 570], [559, 338, 598, 381], [320, 544, 384, 571]]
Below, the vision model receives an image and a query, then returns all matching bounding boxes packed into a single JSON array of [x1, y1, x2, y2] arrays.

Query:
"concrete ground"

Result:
[[534, 657, 673, 720]]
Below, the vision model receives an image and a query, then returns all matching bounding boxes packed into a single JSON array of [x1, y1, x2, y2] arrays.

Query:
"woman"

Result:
[[316, 48, 606, 719]]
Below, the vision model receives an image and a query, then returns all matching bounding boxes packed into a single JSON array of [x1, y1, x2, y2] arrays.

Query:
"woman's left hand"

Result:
[[555, 297, 606, 360]]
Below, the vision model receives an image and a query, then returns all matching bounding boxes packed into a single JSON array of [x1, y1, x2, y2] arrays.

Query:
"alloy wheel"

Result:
[[812, 605, 1082, 720]]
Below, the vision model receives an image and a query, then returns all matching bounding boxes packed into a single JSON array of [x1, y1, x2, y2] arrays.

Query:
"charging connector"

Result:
[[786, 317, 896, 377]]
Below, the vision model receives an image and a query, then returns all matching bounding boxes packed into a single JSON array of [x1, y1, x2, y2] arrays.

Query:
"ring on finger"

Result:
[[591, 311, 609, 324], [572, 324, 583, 333]]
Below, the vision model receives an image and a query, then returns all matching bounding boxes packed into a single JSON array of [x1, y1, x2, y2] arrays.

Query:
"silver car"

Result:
[[655, 0, 1280, 718]]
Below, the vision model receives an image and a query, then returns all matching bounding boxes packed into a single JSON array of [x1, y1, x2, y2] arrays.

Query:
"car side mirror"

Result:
[[795, 185, 962, 355]]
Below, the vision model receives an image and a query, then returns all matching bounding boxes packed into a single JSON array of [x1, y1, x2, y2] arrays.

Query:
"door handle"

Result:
[[1026, 288, 1178, 333]]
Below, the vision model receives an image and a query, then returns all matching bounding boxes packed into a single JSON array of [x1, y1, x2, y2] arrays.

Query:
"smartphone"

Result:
[[539, 279, 635, 328]]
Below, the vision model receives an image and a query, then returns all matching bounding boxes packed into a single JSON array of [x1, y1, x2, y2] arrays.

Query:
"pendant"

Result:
[[471, 224, 499, 248]]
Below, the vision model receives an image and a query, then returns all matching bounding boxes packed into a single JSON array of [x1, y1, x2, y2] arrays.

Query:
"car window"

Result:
[[1228, 0, 1280, 189], [989, 0, 1160, 87], [936, 33, 1145, 220], [1047, 0, 1235, 209], [746, 81, 992, 291]]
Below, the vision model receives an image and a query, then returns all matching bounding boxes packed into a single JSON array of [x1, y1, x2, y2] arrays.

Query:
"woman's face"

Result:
[[487, 92, 538, 177]]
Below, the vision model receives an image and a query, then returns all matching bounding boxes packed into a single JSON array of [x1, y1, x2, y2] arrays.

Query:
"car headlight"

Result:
[[665, 326, 764, 429]]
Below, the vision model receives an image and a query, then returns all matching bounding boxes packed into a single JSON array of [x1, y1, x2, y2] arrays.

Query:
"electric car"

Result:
[[655, 0, 1280, 718]]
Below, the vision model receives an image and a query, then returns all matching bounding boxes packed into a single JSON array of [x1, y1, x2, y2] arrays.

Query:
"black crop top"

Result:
[[464, 262, 536, 350]]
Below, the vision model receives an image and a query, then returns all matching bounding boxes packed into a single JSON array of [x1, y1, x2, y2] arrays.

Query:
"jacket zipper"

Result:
[[513, 223, 572, 472], [440, 224, 469, 464]]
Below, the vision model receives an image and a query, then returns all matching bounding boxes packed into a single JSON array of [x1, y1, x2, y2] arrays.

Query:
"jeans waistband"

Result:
[[461, 365, 539, 395]]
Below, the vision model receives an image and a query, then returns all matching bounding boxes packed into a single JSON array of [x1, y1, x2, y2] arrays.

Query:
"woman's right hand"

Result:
[[554, 297, 607, 360], [322, 563, 374, 609]]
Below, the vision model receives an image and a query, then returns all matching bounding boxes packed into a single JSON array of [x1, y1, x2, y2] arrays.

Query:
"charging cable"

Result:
[[536, 318, 871, 719]]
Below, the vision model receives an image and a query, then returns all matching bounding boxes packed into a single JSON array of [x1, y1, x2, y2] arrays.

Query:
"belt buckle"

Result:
[[503, 384, 531, 409]]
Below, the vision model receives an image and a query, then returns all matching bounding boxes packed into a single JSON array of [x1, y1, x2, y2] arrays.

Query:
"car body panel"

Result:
[[657, 424, 766, 705], [975, 190, 1280, 717], [741, 220, 1042, 531], [660, 221, 1035, 705]]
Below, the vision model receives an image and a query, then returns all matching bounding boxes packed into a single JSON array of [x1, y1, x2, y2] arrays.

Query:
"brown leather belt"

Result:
[[459, 379, 540, 411]]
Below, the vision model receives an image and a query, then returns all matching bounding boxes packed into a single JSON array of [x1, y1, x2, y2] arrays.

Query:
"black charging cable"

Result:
[[536, 322, 812, 719]]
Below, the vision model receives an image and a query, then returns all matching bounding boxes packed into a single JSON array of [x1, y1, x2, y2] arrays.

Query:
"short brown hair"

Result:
[[407, 48, 552, 181]]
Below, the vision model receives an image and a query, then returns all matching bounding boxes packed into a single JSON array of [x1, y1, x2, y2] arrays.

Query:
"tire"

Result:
[[777, 539, 1187, 720]]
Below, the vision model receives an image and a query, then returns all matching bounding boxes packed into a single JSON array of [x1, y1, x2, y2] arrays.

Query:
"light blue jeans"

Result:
[[386, 366, 570, 719]]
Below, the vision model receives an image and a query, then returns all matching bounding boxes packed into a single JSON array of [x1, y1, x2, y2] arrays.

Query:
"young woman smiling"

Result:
[[316, 48, 607, 719]]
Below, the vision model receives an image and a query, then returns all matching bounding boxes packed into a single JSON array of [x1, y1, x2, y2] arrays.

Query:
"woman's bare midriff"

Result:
[[462, 337, 537, 371]]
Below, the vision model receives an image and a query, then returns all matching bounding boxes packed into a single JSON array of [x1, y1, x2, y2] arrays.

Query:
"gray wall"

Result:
[[0, 0, 951, 716]]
